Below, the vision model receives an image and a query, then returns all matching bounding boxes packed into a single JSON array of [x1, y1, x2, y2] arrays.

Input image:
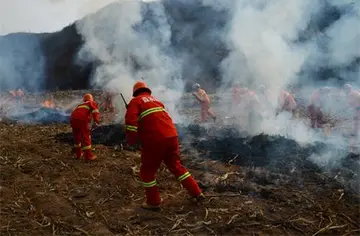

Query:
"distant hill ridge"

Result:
[[0, 0, 358, 92]]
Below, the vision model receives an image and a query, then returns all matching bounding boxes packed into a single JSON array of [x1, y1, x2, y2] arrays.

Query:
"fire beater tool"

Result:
[[120, 93, 128, 109]]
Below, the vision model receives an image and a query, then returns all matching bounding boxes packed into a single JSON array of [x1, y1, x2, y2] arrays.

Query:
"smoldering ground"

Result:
[[0, 0, 359, 192]]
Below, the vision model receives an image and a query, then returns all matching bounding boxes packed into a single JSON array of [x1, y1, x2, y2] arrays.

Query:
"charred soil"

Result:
[[0, 93, 359, 235]]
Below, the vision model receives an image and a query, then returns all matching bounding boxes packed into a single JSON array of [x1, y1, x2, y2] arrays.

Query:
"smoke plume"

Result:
[[0, 0, 113, 92], [76, 0, 186, 122], [0, 34, 45, 91]]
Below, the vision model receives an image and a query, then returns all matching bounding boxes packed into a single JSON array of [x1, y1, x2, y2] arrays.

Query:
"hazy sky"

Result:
[[0, 0, 125, 35]]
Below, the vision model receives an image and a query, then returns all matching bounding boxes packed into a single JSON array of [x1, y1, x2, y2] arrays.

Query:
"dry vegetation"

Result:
[[0, 92, 359, 236]]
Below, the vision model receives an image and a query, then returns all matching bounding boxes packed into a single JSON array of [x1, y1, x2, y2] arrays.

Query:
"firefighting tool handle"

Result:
[[120, 93, 128, 109], [91, 123, 99, 131]]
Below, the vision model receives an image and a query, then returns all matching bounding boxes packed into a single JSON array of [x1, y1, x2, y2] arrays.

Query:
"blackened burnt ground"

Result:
[[1, 91, 359, 235], [56, 122, 360, 195]]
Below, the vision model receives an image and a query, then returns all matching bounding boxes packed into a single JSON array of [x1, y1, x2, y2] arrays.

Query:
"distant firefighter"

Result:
[[8, 90, 16, 97], [276, 90, 297, 115], [307, 87, 331, 129], [16, 88, 24, 98], [8, 90, 16, 102], [343, 84, 360, 153], [233, 86, 262, 131], [102, 91, 115, 112], [235, 86, 261, 110], [232, 83, 241, 104], [70, 93, 100, 160], [8, 89, 24, 104], [125, 81, 204, 210], [257, 85, 275, 113], [192, 83, 216, 122]]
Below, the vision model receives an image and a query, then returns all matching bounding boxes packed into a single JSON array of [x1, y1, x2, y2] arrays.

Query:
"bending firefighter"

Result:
[[308, 87, 331, 129], [192, 83, 216, 122], [70, 93, 100, 160], [125, 81, 205, 210], [276, 90, 297, 115]]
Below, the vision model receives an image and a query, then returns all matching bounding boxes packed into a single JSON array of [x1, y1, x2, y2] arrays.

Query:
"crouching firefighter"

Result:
[[70, 93, 100, 160], [125, 81, 205, 210]]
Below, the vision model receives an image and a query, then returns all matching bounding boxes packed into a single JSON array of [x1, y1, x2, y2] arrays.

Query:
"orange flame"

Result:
[[42, 100, 55, 108]]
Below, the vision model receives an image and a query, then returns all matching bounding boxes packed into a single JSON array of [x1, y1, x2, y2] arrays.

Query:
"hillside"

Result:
[[0, 0, 358, 92]]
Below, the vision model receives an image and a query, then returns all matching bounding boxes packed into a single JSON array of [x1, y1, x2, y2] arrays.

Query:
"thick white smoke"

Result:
[[0, 0, 99, 35], [215, 0, 315, 138], [74, 0, 359, 144], [216, 0, 357, 127], [76, 0, 185, 123], [0, 0, 119, 92], [222, 0, 316, 89]]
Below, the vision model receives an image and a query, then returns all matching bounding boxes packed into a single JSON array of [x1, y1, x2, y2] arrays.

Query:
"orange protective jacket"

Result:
[[70, 101, 100, 123], [16, 89, 24, 97], [278, 90, 297, 111], [194, 89, 210, 105], [125, 92, 177, 145], [347, 89, 360, 109], [237, 89, 260, 109], [233, 86, 240, 103], [309, 89, 326, 108]]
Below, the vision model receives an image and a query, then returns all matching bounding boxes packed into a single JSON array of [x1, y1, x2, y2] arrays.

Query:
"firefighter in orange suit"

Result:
[[125, 81, 204, 210], [16, 89, 24, 99], [308, 87, 331, 129], [276, 90, 297, 115], [103, 91, 115, 112], [8, 90, 16, 102], [233, 83, 241, 104], [70, 93, 99, 160], [192, 83, 216, 122]]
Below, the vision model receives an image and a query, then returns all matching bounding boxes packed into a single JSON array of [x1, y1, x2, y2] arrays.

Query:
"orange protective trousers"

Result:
[[140, 137, 202, 205], [355, 108, 360, 137], [70, 118, 95, 160], [308, 105, 324, 128], [201, 102, 216, 122]]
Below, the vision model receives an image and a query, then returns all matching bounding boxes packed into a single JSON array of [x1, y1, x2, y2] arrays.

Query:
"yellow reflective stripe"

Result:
[[126, 125, 137, 132], [74, 143, 81, 148], [139, 107, 165, 120], [143, 180, 157, 187], [178, 172, 191, 182], [92, 109, 99, 113], [82, 145, 91, 150], [78, 105, 90, 110]]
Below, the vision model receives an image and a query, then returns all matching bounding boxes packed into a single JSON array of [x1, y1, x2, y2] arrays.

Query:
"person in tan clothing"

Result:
[[192, 83, 216, 122]]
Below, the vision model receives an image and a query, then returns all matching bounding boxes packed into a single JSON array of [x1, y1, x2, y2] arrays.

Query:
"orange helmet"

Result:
[[133, 81, 151, 97], [83, 93, 94, 102]]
